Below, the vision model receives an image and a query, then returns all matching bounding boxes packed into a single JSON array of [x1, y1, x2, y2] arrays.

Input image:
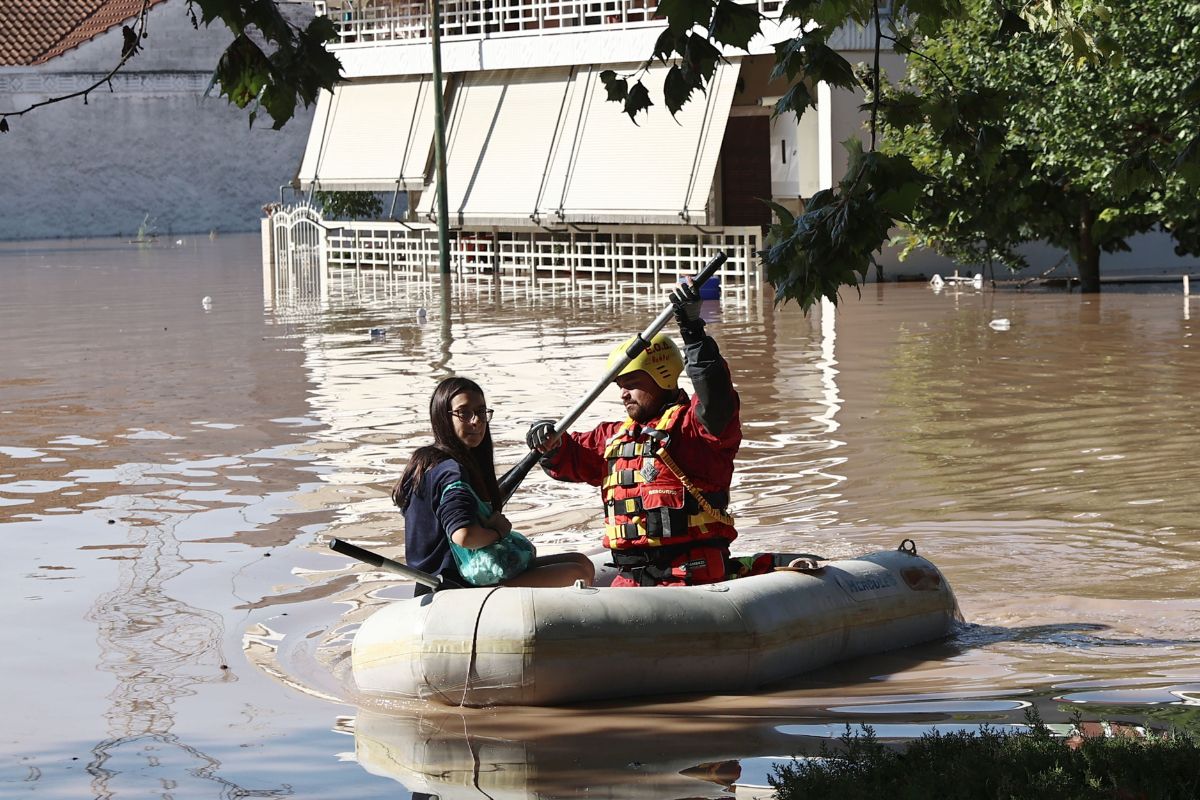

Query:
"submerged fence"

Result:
[[264, 205, 763, 303]]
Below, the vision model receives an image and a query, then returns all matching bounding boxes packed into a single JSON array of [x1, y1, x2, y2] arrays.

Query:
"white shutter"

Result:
[[538, 59, 742, 225], [417, 68, 577, 226], [297, 78, 436, 192]]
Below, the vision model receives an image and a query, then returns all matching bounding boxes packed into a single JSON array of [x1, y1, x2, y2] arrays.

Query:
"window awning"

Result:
[[297, 78, 436, 193], [418, 60, 742, 226], [543, 60, 741, 225], [417, 67, 581, 226]]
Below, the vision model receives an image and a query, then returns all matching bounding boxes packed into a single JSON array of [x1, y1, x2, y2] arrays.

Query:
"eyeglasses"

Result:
[[450, 408, 494, 423]]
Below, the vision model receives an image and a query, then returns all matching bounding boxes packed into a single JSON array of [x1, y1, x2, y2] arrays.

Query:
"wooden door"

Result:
[[719, 115, 772, 226]]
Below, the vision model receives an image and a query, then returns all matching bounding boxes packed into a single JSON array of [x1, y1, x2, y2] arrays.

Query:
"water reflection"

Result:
[[84, 514, 292, 798], [5, 237, 1200, 797], [351, 707, 794, 800]]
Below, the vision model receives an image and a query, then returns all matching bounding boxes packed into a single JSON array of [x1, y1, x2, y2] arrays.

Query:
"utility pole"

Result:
[[429, 0, 451, 277]]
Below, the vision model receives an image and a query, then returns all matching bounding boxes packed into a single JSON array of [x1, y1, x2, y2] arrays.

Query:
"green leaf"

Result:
[[192, 1, 340, 129], [997, 9, 1030, 39], [600, 70, 628, 103], [681, 32, 722, 80], [770, 32, 827, 82], [624, 80, 654, 123], [763, 199, 796, 228], [802, 43, 858, 91], [1183, 73, 1200, 105], [773, 82, 815, 120], [1172, 135, 1200, 182], [877, 90, 926, 129], [655, 0, 714, 35], [1064, 26, 1095, 66], [261, 80, 296, 130], [652, 28, 685, 63], [213, 34, 270, 108], [710, 0, 761, 50], [663, 65, 695, 117]]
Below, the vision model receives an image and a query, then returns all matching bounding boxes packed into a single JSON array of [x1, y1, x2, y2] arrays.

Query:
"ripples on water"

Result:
[[3, 237, 1200, 797]]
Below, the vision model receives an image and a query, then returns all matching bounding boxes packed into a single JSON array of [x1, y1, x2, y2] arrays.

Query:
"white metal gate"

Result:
[[270, 203, 328, 302]]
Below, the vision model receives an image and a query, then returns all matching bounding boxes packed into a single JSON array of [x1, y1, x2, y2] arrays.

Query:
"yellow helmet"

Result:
[[607, 333, 683, 391]]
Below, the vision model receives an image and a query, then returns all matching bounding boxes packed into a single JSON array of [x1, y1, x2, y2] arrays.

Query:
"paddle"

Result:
[[327, 537, 463, 591], [496, 251, 729, 507]]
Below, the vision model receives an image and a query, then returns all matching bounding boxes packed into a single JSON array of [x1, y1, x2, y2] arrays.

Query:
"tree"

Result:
[[875, 0, 1200, 291], [314, 191, 384, 220], [185, 0, 342, 130], [0, 0, 341, 133], [603, 0, 1200, 305]]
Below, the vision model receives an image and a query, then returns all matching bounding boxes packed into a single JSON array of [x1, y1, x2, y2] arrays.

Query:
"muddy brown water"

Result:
[[2, 235, 1198, 798]]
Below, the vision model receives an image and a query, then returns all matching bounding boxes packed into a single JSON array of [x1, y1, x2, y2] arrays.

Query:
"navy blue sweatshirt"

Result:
[[403, 459, 480, 592]]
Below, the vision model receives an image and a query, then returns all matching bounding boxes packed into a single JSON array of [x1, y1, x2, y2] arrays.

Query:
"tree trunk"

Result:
[[1077, 203, 1101, 293]]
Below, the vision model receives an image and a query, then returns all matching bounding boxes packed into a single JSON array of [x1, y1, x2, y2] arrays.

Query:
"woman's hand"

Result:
[[484, 511, 512, 537]]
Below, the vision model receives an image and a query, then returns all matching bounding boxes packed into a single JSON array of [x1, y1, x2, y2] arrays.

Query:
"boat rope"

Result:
[[460, 585, 504, 707], [654, 447, 735, 526]]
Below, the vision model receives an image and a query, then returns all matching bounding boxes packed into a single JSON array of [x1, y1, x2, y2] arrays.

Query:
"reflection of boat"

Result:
[[352, 545, 959, 706], [353, 706, 791, 800]]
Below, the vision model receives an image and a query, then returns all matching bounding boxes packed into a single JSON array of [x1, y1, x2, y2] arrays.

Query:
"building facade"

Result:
[[266, 0, 898, 294], [273, 0, 1196, 291]]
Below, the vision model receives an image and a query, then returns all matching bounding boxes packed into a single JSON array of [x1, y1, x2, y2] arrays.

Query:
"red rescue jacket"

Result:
[[544, 389, 740, 551]]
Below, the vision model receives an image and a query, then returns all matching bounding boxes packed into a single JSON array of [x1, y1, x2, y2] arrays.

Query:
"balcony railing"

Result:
[[313, 0, 785, 46]]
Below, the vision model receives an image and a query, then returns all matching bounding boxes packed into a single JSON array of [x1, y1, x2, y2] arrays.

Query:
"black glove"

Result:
[[669, 279, 706, 342], [526, 419, 560, 455]]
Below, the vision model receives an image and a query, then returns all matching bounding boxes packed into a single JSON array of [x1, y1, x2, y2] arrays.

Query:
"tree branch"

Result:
[[879, 32, 957, 88], [871, 0, 882, 149], [0, 0, 153, 132]]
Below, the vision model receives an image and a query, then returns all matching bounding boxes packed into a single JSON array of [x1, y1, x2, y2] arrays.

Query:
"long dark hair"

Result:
[[392, 376, 500, 511]]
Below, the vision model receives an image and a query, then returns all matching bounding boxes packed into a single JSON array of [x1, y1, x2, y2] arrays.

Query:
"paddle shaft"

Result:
[[328, 537, 449, 590], [498, 251, 729, 506]]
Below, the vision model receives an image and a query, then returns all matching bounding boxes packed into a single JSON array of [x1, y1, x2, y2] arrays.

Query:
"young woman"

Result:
[[393, 376, 594, 593]]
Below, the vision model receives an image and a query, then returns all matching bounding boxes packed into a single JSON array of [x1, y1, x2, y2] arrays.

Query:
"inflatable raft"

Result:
[[351, 542, 959, 707]]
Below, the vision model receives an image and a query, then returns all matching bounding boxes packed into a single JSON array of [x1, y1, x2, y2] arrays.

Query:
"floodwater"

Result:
[[2, 234, 1198, 799]]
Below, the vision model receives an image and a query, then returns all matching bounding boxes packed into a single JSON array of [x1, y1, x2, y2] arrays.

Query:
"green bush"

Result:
[[772, 710, 1200, 800], [313, 191, 384, 220]]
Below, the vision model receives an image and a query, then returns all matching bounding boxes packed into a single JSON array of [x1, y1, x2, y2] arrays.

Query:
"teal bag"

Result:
[[441, 480, 536, 586]]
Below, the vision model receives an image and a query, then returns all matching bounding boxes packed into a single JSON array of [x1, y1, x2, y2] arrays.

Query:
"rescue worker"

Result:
[[527, 280, 741, 586]]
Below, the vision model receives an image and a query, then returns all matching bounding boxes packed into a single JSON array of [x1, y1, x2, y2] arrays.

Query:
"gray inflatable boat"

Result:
[[351, 542, 959, 706]]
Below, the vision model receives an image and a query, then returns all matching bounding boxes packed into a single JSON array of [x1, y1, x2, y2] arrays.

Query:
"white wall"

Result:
[[0, 0, 314, 241]]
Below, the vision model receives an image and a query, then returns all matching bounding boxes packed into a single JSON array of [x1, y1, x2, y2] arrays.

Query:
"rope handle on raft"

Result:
[[897, 539, 918, 555]]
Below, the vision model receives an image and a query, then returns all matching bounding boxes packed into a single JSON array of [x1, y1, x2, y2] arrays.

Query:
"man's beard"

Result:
[[628, 404, 655, 424]]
